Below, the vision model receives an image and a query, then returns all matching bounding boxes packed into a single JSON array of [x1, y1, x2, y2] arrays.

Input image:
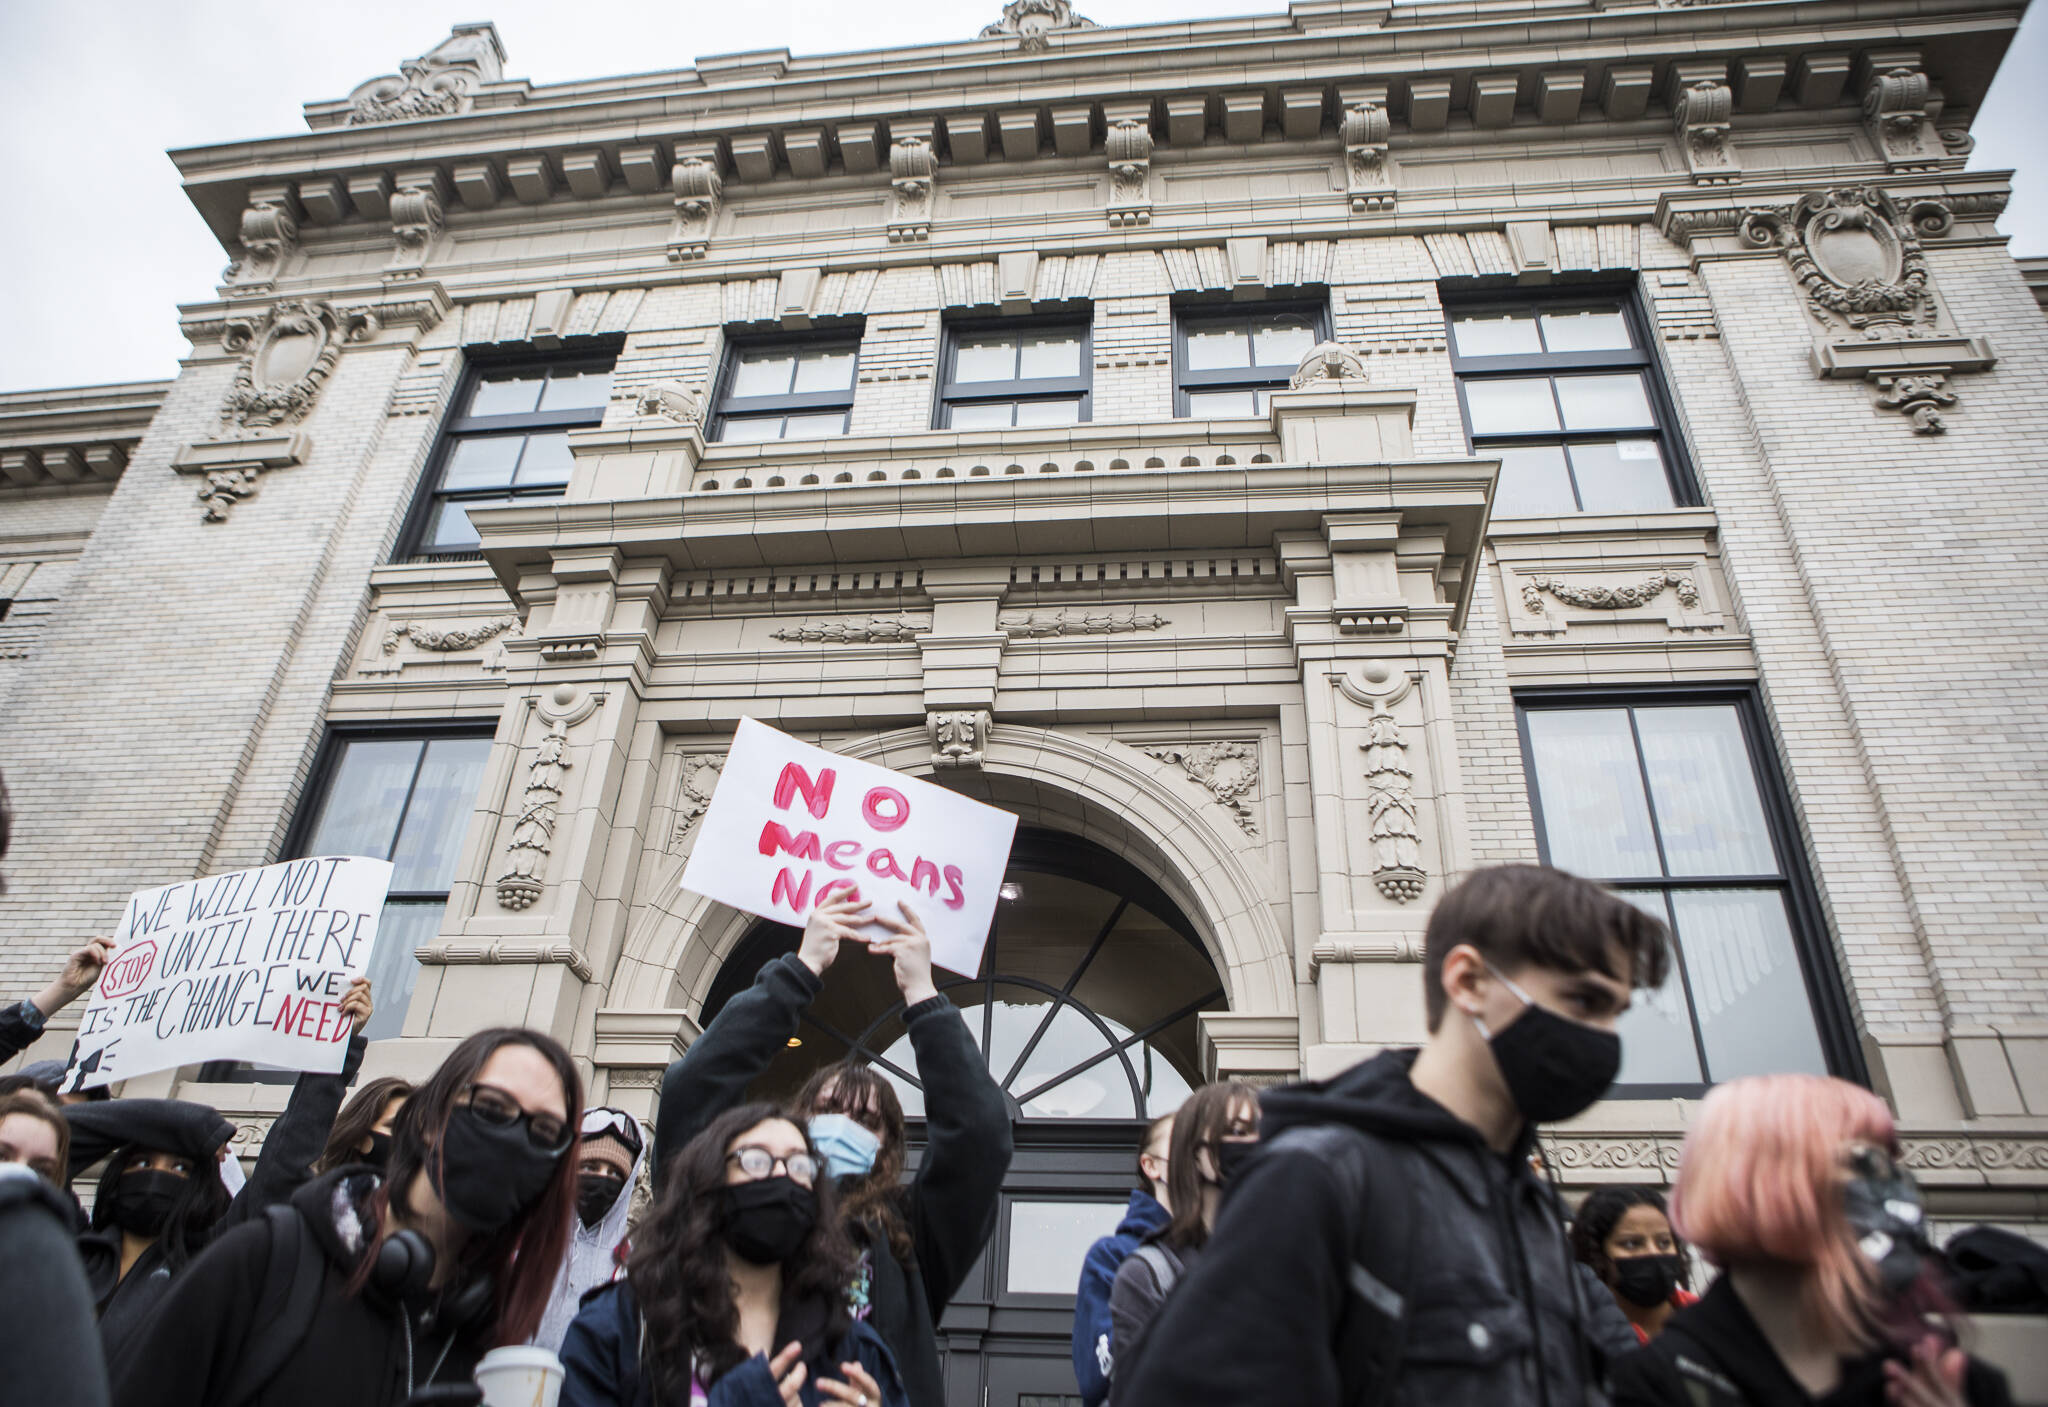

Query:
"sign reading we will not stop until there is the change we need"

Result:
[[680, 719, 1019, 977], [62, 856, 393, 1092]]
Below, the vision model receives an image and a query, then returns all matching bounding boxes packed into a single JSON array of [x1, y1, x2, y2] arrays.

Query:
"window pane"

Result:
[[513, 432, 574, 486], [1006, 1201, 1129, 1294], [389, 737, 492, 892], [1186, 389, 1258, 418], [954, 336, 1018, 383], [1556, 374, 1654, 431], [1539, 308, 1633, 353], [1018, 334, 1082, 381], [1612, 890, 1706, 1086], [716, 415, 785, 443], [1251, 317, 1318, 367], [440, 436, 524, 490], [1185, 326, 1251, 371], [949, 402, 1015, 430], [1524, 708, 1663, 879], [1492, 445, 1577, 518], [1670, 889, 1828, 1081], [781, 412, 849, 438], [1013, 398, 1081, 428], [1464, 378, 1561, 434], [359, 901, 445, 1042], [1633, 708, 1779, 877], [304, 739, 423, 860], [537, 367, 613, 412], [424, 495, 513, 551], [730, 352, 797, 399], [468, 373, 544, 417], [1452, 313, 1542, 358], [792, 348, 857, 394], [1567, 440, 1674, 514]]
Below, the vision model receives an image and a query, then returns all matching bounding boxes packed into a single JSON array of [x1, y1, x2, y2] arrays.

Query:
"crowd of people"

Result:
[[0, 764, 2029, 1406]]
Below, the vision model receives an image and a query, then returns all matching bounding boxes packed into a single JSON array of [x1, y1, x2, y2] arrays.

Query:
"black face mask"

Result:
[[109, 1168, 186, 1238], [432, 1106, 562, 1235], [1472, 962, 1621, 1126], [720, 1176, 817, 1265], [1611, 1253, 1684, 1309], [1843, 1146, 1929, 1298], [1213, 1139, 1256, 1187], [361, 1132, 393, 1171], [576, 1173, 627, 1228]]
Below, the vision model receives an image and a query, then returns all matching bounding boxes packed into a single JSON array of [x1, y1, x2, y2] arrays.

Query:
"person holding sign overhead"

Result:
[[654, 893, 1013, 1407]]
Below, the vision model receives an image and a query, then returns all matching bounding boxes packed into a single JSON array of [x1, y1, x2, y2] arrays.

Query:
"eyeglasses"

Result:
[[464, 1084, 571, 1152], [726, 1146, 820, 1188], [581, 1106, 645, 1157]]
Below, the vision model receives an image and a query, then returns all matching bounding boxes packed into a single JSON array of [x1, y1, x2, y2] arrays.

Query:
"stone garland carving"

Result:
[[669, 754, 725, 849], [1521, 571, 1699, 613], [1000, 609, 1168, 637], [668, 156, 722, 263], [1289, 342, 1369, 388], [630, 381, 705, 426], [979, 0, 1096, 50], [224, 196, 298, 289], [605, 1067, 663, 1090], [929, 710, 991, 770], [1341, 100, 1394, 212], [1738, 188, 1938, 341], [1143, 741, 1259, 836], [496, 684, 597, 910], [366, 615, 518, 674], [198, 470, 263, 523], [386, 182, 445, 279], [888, 137, 936, 244], [1873, 372, 1957, 434], [1673, 80, 1739, 185], [348, 24, 503, 125], [1106, 118, 1154, 228], [770, 616, 929, 643], [1361, 711, 1424, 902], [219, 300, 379, 432]]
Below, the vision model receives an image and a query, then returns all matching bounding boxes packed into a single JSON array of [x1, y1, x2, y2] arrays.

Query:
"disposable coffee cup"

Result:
[[473, 1345, 564, 1407]]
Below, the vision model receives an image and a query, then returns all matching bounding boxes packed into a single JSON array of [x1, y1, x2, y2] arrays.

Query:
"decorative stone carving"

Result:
[[224, 191, 299, 289], [348, 23, 504, 125], [1341, 100, 1394, 212], [928, 709, 990, 770], [979, 0, 1096, 50], [1143, 741, 1259, 836], [1361, 710, 1424, 902], [1289, 342, 1369, 388], [667, 155, 722, 263], [364, 615, 518, 673], [197, 469, 262, 522], [605, 1067, 663, 1090], [416, 941, 595, 981], [1308, 934, 1424, 974], [771, 616, 929, 643], [668, 754, 725, 849], [218, 300, 378, 432], [631, 381, 705, 426], [888, 136, 936, 244], [1873, 372, 1957, 433], [1000, 609, 1169, 637], [1106, 118, 1153, 228], [1863, 63, 1945, 170], [1522, 571, 1699, 613], [385, 180, 445, 279], [496, 683, 598, 910], [1673, 80, 1739, 184], [1540, 1136, 1683, 1173]]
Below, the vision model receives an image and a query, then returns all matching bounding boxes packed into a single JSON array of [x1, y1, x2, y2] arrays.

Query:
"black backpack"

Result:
[[217, 1205, 330, 1407]]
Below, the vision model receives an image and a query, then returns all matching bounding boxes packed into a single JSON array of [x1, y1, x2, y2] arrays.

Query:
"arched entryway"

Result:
[[702, 826, 1225, 1407]]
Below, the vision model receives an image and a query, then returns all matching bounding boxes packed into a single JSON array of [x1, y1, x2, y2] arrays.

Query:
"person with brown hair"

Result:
[[314, 1076, 414, 1175], [0, 1085, 71, 1184]]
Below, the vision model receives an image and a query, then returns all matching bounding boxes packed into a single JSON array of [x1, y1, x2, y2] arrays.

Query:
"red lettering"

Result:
[[817, 878, 861, 906], [942, 865, 967, 912], [866, 848, 910, 882], [862, 787, 910, 832], [909, 858, 940, 896], [770, 867, 815, 912], [295, 1000, 321, 1039], [773, 763, 836, 819], [272, 995, 300, 1032], [824, 840, 863, 871], [759, 822, 823, 862]]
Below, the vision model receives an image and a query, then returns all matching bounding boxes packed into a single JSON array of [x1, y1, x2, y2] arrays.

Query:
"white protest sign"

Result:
[[62, 856, 394, 1092], [680, 719, 1018, 976]]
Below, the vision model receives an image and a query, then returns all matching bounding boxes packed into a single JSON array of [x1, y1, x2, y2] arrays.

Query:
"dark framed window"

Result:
[[404, 356, 614, 559], [1173, 303, 1326, 417], [936, 319, 1091, 429], [710, 338, 860, 442], [1516, 689, 1857, 1096], [1447, 292, 1695, 518]]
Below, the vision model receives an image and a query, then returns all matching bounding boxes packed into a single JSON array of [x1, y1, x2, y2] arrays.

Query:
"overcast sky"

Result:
[[1, 0, 2040, 393]]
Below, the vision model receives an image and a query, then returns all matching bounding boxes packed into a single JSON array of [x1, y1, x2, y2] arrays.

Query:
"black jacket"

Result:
[[107, 1167, 488, 1407], [0, 1165, 109, 1407], [1610, 1276, 2013, 1407], [655, 954, 1014, 1407], [1118, 1048, 1614, 1407], [0, 996, 53, 1064]]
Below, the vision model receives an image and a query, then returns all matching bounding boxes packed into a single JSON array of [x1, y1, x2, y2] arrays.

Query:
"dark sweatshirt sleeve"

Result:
[[218, 1034, 366, 1230], [653, 955, 822, 1188], [558, 1288, 635, 1407], [65, 1099, 235, 1179], [0, 998, 50, 1064], [106, 1218, 270, 1407], [900, 994, 1013, 1317], [0, 1176, 110, 1407], [1071, 1235, 1125, 1407], [1607, 1342, 1685, 1407], [1116, 1145, 1351, 1407]]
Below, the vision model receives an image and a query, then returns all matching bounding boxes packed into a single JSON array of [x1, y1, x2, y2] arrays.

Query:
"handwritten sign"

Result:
[[62, 857, 393, 1092], [680, 720, 1018, 976]]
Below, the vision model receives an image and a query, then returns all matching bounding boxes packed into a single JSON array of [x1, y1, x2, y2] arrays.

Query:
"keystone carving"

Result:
[[1673, 80, 1739, 185], [1106, 118, 1154, 228], [223, 193, 298, 289], [668, 754, 726, 849], [1863, 65, 1945, 170], [928, 710, 991, 770], [1341, 100, 1394, 212], [1143, 741, 1260, 836], [218, 300, 378, 432], [1000, 609, 1168, 638], [496, 684, 598, 910], [347, 23, 504, 125], [631, 381, 705, 426], [1290, 342, 1369, 388], [1521, 571, 1699, 613], [386, 181, 445, 278], [1873, 372, 1956, 433], [1361, 710, 1424, 902], [888, 137, 936, 244], [668, 155, 722, 262], [771, 616, 929, 644], [980, 0, 1096, 50]]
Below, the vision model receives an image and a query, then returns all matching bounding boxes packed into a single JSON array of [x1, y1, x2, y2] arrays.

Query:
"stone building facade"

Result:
[[3, 0, 2046, 1396]]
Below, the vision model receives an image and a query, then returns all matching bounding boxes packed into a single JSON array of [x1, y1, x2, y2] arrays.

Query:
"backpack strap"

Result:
[[218, 1204, 328, 1407], [1130, 1243, 1183, 1303]]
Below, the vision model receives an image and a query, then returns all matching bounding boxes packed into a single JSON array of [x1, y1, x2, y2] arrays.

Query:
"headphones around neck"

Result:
[[369, 1228, 497, 1333]]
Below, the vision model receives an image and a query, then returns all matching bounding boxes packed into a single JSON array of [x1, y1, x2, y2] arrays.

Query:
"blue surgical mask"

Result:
[[809, 1113, 881, 1180]]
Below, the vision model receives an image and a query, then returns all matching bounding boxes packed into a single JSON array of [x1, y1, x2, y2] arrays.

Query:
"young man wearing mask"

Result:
[[537, 1106, 649, 1352], [1071, 1112, 1173, 1407], [1117, 864, 1672, 1407]]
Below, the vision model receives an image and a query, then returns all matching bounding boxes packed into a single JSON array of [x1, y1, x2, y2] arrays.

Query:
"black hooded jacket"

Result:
[[655, 954, 1014, 1407], [1116, 1048, 1615, 1407]]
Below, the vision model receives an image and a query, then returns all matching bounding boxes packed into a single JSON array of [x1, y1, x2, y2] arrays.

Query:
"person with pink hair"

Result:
[[1611, 1074, 2011, 1407]]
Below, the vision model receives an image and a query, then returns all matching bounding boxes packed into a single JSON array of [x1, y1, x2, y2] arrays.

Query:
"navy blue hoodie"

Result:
[[1071, 1188, 1169, 1406]]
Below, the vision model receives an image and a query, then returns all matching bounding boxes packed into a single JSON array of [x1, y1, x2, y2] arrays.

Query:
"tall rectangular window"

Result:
[[1174, 305, 1325, 417], [406, 357, 614, 559], [1518, 694, 1836, 1093], [1448, 295, 1693, 518], [937, 321, 1090, 428], [710, 339, 860, 442]]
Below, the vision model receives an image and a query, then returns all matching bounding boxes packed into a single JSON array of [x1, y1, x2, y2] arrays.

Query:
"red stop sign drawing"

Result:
[[99, 941, 156, 1000]]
